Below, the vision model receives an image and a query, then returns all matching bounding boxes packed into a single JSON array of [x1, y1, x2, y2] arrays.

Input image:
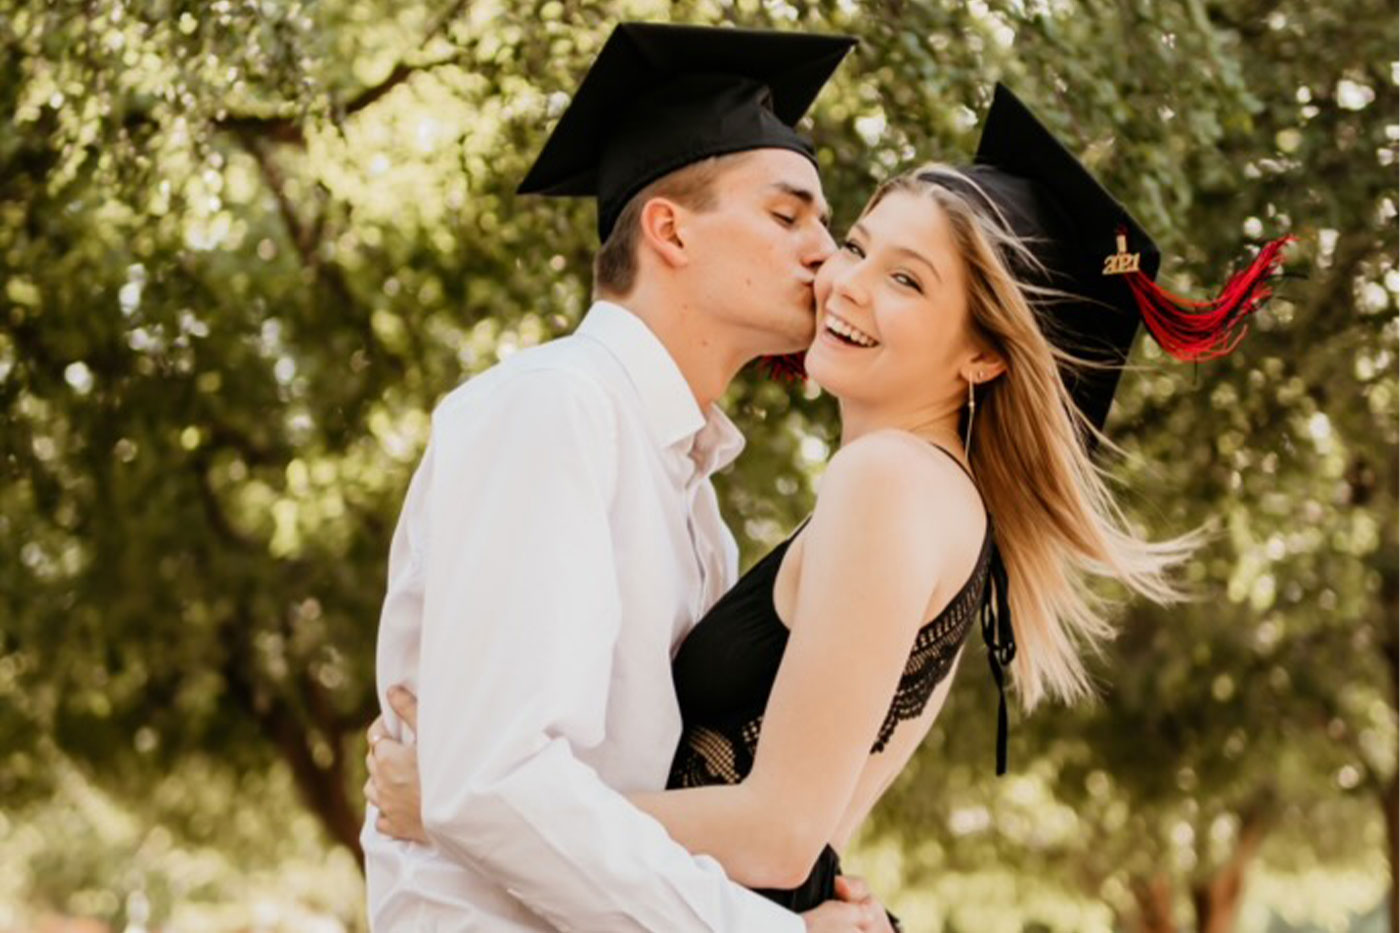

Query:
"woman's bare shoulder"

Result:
[[813, 430, 987, 569], [824, 429, 980, 507]]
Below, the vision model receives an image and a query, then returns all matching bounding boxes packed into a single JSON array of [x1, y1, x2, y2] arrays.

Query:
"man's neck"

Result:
[[597, 290, 753, 410]]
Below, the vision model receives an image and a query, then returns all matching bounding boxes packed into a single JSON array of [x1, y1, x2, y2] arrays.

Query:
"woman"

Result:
[[365, 85, 1289, 917]]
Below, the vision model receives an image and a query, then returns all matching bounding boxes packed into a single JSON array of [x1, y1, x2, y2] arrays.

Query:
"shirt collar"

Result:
[[688, 405, 746, 478], [576, 301, 745, 476]]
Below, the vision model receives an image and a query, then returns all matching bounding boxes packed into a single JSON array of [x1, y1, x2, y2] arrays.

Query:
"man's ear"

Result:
[[637, 197, 690, 269]]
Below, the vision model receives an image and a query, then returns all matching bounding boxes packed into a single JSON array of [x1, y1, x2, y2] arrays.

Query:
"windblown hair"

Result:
[[862, 164, 1201, 711], [593, 152, 753, 298]]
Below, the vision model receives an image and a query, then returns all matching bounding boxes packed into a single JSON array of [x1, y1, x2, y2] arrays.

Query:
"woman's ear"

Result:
[[637, 197, 689, 269], [965, 346, 1007, 385]]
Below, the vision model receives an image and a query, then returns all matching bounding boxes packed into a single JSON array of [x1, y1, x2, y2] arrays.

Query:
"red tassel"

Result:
[[761, 352, 807, 383], [1126, 235, 1295, 362]]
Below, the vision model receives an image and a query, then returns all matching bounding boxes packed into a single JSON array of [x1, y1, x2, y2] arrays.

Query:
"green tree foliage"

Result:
[[1, 0, 1394, 929]]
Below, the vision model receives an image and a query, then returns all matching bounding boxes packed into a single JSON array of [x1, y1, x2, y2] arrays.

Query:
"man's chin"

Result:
[[761, 330, 814, 357], [776, 333, 815, 355], [749, 302, 815, 354], [789, 316, 818, 350]]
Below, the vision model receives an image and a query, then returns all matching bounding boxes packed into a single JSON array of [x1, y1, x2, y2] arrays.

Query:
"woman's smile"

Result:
[[820, 311, 881, 348]]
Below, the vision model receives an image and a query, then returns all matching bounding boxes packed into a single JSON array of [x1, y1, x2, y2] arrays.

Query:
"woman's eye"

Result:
[[842, 239, 865, 257], [893, 272, 923, 293], [772, 213, 796, 227]]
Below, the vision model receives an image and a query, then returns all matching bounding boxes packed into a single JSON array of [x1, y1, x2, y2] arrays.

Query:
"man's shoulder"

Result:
[[434, 334, 624, 428], [423, 333, 634, 502]]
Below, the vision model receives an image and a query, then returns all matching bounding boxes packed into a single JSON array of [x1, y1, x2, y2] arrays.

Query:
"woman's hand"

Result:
[[364, 687, 429, 844], [799, 876, 896, 932]]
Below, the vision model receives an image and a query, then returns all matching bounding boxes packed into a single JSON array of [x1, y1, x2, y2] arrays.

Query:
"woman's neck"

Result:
[[837, 398, 965, 457]]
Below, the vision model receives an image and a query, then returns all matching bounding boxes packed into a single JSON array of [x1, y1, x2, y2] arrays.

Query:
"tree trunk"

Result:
[[219, 601, 367, 865], [1384, 775, 1398, 933], [269, 706, 365, 865], [1377, 555, 1397, 932], [1131, 873, 1178, 933], [1191, 867, 1245, 933], [1191, 811, 1269, 933]]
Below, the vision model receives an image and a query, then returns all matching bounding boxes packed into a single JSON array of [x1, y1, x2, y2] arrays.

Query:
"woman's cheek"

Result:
[[813, 256, 844, 304]]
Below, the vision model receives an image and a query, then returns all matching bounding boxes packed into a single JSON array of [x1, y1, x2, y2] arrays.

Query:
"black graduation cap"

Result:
[[935, 84, 1291, 432], [940, 85, 1291, 779], [517, 23, 857, 241]]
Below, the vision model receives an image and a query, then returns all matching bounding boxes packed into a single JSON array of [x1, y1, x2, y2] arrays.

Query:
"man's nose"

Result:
[[804, 225, 837, 271]]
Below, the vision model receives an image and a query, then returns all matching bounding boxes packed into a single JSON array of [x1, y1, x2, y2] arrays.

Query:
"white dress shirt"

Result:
[[363, 302, 803, 932]]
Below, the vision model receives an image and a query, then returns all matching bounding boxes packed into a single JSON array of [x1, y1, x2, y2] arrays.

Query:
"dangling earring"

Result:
[[964, 374, 978, 451]]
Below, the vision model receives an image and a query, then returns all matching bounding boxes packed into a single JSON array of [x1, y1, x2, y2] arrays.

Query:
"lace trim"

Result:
[[673, 721, 760, 787], [871, 554, 987, 752], [673, 545, 991, 788]]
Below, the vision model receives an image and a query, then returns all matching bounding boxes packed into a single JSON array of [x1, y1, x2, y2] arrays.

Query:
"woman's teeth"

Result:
[[825, 316, 879, 348]]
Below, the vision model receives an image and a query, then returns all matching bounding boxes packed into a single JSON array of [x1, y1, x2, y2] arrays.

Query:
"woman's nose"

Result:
[[832, 260, 870, 305]]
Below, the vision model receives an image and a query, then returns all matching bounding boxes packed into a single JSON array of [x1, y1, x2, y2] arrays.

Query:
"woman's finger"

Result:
[[864, 901, 894, 933], [379, 742, 416, 785], [388, 686, 419, 731], [834, 874, 872, 903]]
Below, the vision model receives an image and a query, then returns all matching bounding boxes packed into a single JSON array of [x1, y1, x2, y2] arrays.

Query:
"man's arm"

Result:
[[412, 368, 804, 932], [367, 688, 893, 933]]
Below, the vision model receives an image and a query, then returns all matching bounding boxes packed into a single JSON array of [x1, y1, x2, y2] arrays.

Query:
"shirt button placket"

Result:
[[684, 502, 707, 618]]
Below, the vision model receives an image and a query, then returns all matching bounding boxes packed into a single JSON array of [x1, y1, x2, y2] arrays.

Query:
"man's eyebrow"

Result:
[[771, 182, 831, 227]]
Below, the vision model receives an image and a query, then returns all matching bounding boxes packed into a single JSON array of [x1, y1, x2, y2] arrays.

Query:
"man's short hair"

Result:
[[593, 152, 752, 298]]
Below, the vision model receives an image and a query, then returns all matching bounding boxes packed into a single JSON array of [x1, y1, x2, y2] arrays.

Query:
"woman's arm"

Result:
[[366, 432, 981, 891], [629, 432, 982, 889]]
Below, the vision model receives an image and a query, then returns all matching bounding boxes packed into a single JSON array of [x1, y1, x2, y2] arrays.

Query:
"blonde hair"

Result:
[[863, 164, 1200, 711]]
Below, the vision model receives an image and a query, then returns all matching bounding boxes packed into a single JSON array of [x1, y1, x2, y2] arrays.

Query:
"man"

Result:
[[362, 22, 890, 932]]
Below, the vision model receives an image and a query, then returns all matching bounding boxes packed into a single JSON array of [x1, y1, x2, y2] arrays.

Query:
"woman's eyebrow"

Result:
[[850, 221, 943, 283], [893, 244, 943, 284]]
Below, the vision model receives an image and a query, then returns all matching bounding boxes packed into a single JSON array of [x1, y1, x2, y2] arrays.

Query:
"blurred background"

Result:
[[1, 0, 1395, 930]]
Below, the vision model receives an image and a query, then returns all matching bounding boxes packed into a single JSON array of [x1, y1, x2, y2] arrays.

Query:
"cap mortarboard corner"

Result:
[[516, 23, 857, 240]]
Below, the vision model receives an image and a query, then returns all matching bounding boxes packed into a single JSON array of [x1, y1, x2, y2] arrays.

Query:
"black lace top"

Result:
[[665, 449, 997, 912]]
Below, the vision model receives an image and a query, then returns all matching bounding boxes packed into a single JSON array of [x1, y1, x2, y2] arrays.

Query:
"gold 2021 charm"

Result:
[[1102, 232, 1141, 276]]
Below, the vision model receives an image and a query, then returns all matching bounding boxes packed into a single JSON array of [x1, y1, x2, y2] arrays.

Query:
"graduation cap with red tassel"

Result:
[[760, 226, 1294, 388], [762, 87, 1292, 419], [766, 86, 1293, 425], [911, 84, 1291, 774], [956, 83, 1293, 431], [1117, 228, 1295, 363]]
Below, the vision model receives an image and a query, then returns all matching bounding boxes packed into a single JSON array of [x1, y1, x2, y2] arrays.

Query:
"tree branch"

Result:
[[219, 599, 365, 864], [212, 0, 473, 146]]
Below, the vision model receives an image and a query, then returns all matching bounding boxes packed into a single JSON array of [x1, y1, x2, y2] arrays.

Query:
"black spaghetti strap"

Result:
[[920, 441, 1016, 776], [980, 544, 1015, 775], [922, 442, 979, 487]]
